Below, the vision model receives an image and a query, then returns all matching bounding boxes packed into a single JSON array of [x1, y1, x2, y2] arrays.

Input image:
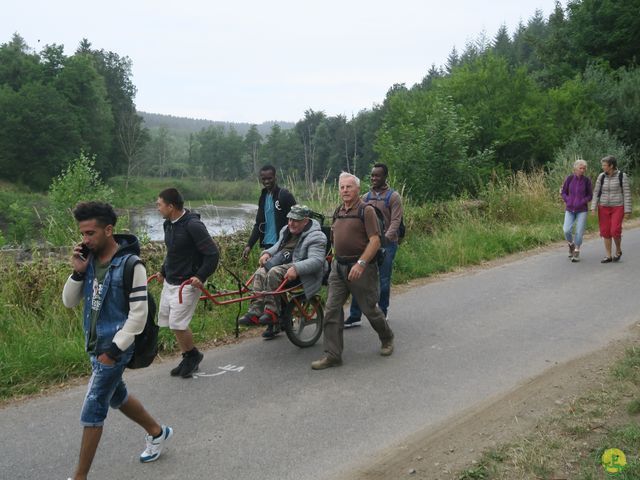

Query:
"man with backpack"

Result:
[[345, 163, 404, 327], [62, 202, 173, 480], [311, 172, 394, 370], [156, 188, 219, 378], [242, 164, 296, 258]]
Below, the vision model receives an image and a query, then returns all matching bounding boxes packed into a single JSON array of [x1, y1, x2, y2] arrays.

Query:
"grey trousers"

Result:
[[322, 259, 394, 360], [248, 263, 292, 315]]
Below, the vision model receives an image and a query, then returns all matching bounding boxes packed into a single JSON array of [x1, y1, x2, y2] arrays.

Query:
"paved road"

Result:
[[2, 229, 639, 480]]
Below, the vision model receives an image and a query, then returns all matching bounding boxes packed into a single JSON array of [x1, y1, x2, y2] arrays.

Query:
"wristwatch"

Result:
[[357, 259, 367, 267]]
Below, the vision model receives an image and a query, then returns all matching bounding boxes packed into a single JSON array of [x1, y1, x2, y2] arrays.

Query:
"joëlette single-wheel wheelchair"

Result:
[[172, 273, 325, 348]]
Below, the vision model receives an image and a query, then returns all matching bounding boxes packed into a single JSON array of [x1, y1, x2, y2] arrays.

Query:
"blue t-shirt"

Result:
[[263, 193, 278, 245]]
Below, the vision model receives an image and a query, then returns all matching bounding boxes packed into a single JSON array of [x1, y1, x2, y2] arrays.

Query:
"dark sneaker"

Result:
[[170, 353, 187, 376], [568, 242, 575, 257], [344, 316, 362, 328], [571, 250, 580, 263], [140, 425, 173, 463], [262, 324, 281, 340], [380, 338, 394, 356], [180, 350, 204, 378], [258, 309, 278, 325], [239, 312, 259, 326], [311, 356, 342, 370]]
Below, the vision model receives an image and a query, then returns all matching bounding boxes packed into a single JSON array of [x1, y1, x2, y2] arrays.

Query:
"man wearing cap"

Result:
[[239, 204, 328, 339], [311, 172, 394, 370]]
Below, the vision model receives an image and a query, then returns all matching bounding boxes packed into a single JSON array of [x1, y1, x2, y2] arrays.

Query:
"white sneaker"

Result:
[[140, 425, 173, 463]]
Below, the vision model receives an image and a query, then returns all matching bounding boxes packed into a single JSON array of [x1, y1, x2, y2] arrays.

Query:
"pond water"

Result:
[[130, 203, 257, 241]]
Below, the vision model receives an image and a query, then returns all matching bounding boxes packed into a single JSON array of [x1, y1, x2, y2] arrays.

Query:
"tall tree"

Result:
[[81, 42, 140, 176], [262, 124, 301, 177], [0, 82, 80, 189], [40, 44, 65, 82], [566, 0, 640, 69], [417, 63, 443, 90], [376, 90, 490, 201], [0, 33, 42, 90], [117, 107, 150, 190], [55, 53, 114, 173], [535, 2, 577, 87], [295, 109, 326, 186], [445, 46, 460, 74], [492, 24, 512, 61], [440, 53, 557, 169], [244, 125, 262, 176]]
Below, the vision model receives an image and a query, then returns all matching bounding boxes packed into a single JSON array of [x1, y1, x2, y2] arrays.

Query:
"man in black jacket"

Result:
[[242, 165, 296, 259], [156, 188, 219, 378]]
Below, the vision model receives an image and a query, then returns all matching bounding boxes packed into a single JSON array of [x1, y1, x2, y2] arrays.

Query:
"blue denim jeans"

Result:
[[80, 350, 133, 427], [563, 210, 588, 247], [350, 242, 398, 318]]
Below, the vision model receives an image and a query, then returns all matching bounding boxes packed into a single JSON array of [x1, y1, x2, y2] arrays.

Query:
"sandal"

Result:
[[601, 256, 613, 263], [613, 252, 622, 262]]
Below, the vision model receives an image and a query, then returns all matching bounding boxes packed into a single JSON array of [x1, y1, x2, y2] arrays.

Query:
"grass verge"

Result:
[[0, 171, 636, 401], [456, 344, 640, 479]]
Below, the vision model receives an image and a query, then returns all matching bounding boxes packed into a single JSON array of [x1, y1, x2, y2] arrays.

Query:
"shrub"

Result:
[[6, 201, 36, 245], [45, 152, 113, 246], [547, 127, 632, 194]]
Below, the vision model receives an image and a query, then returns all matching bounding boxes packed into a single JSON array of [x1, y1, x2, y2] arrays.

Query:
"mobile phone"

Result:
[[79, 244, 90, 260]]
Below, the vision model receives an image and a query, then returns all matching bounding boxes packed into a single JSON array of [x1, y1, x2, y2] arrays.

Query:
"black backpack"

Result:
[[364, 189, 405, 240], [308, 211, 332, 254], [597, 171, 624, 200], [123, 255, 159, 369], [308, 211, 332, 284]]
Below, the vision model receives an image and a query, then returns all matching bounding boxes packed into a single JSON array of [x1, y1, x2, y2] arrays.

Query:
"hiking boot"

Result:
[[239, 312, 259, 326], [571, 250, 580, 262], [140, 425, 173, 463], [170, 353, 187, 377], [180, 349, 203, 378], [262, 324, 281, 340], [568, 242, 575, 257], [258, 309, 278, 325], [344, 316, 362, 328], [380, 338, 394, 356], [311, 356, 342, 370]]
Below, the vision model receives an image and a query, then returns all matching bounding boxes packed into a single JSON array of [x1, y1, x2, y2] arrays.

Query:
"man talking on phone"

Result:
[[62, 201, 172, 480]]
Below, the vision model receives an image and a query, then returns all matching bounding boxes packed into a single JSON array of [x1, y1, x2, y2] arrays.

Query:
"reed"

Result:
[[0, 170, 634, 400]]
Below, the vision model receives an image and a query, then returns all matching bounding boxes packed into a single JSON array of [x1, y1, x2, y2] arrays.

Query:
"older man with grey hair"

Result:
[[239, 204, 328, 339], [311, 172, 394, 370]]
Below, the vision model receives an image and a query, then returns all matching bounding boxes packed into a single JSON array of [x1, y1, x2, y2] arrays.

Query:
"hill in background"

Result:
[[139, 111, 294, 136]]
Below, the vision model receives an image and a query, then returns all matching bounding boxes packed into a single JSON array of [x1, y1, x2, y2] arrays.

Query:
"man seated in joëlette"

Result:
[[238, 205, 327, 339]]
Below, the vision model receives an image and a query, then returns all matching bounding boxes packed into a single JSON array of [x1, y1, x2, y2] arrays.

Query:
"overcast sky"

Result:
[[3, 0, 561, 124]]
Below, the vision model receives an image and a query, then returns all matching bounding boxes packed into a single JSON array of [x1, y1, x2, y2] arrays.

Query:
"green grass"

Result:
[[107, 176, 261, 207], [451, 343, 640, 480], [0, 170, 637, 400]]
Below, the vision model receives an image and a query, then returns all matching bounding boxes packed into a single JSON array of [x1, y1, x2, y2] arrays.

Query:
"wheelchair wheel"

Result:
[[282, 295, 324, 348]]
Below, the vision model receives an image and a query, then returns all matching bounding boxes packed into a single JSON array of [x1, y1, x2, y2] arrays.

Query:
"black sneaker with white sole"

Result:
[[180, 349, 203, 378], [344, 316, 362, 328], [170, 353, 187, 376]]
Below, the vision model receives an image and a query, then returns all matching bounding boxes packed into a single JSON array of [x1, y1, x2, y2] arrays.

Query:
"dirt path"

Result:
[[337, 326, 638, 479]]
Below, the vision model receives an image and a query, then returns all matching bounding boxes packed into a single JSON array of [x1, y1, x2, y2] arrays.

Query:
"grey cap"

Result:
[[287, 204, 311, 220]]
